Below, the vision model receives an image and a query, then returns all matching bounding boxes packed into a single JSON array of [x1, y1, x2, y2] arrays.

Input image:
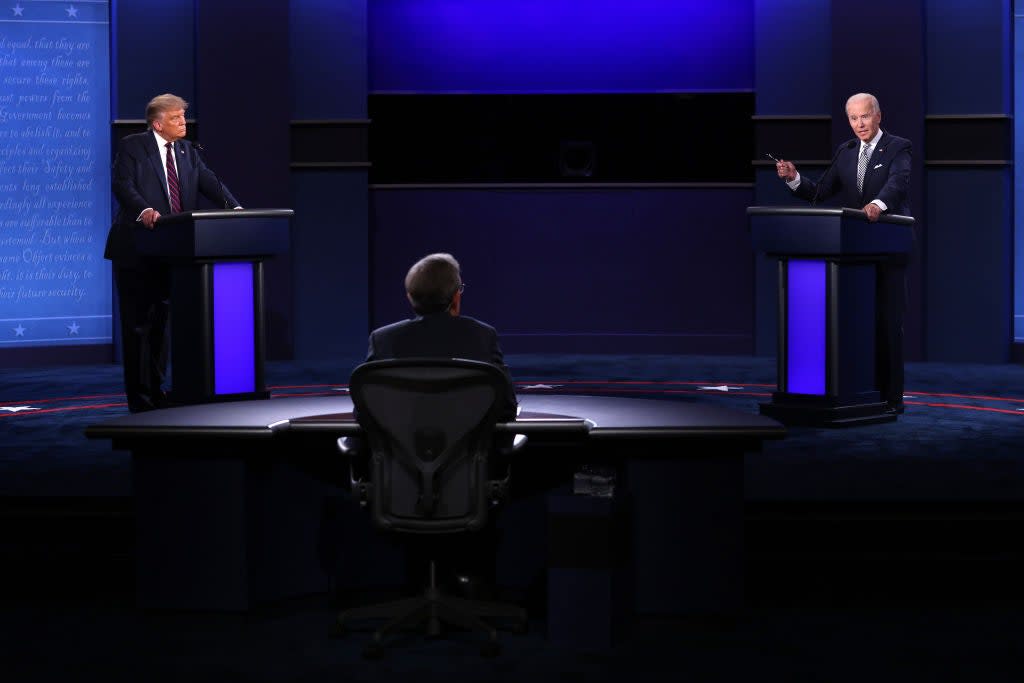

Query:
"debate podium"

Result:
[[748, 207, 914, 426], [136, 209, 292, 405]]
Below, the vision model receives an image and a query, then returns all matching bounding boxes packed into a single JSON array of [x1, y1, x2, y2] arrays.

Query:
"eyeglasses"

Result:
[[457, 283, 466, 294]]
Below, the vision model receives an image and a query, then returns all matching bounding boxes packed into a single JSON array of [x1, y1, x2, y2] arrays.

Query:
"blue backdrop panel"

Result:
[[0, 1, 111, 348], [927, 0, 1010, 115], [369, 0, 754, 93], [370, 188, 756, 354], [112, 0, 194, 119], [291, 0, 367, 119], [1015, 0, 1024, 340], [754, 0, 831, 114]]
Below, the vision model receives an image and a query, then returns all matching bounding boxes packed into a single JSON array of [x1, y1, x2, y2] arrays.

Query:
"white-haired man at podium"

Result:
[[774, 92, 911, 414]]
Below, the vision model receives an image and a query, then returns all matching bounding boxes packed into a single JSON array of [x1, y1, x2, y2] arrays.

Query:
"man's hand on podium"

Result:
[[140, 208, 160, 229], [862, 203, 881, 222]]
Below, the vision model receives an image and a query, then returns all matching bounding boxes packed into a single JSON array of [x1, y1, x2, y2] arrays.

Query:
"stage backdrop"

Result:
[[0, 1, 111, 350]]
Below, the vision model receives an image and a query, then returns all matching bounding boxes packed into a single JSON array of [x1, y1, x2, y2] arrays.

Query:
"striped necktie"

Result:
[[165, 142, 182, 213], [856, 143, 872, 194]]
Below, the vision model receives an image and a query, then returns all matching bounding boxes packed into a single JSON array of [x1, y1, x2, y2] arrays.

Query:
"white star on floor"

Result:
[[0, 406, 39, 413], [65, 4, 77, 18], [12, 3, 24, 16], [331, 387, 349, 392], [520, 384, 562, 390], [13, 324, 25, 337], [67, 321, 80, 335], [698, 385, 745, 392]]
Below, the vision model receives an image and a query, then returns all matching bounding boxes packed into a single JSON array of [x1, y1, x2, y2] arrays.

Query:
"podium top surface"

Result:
[[157, 208, 294, 226], [747, 206, 915, 256], [746, 206, 914, 226]]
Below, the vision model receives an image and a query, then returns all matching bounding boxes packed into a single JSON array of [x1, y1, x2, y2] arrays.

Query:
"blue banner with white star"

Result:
[[0, 1, 111, 347]]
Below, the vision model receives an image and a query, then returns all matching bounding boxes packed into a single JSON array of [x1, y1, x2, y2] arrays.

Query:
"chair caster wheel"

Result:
[[362, 642, 385, 660], [328, 621, 347, 639], [480, 641, 501, 658]]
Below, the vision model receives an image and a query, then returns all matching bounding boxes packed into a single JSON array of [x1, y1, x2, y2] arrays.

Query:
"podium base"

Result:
[[759, 394, 896, 427]]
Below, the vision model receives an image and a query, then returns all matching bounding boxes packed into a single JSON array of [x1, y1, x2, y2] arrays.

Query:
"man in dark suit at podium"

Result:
[[105, 93, 240, 413], [774, 93, 911, 413]]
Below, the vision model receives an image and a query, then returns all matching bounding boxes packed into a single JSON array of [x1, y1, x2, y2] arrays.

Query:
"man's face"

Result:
[[847, 98, 881, 142], [153, 108, 187, 142]]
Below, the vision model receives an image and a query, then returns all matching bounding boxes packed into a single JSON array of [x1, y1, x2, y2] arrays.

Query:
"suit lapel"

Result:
[[860, 132, 890, 200], [146, 134, 172, 207]]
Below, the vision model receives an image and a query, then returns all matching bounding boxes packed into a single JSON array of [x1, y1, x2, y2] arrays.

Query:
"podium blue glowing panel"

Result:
[[0, 1, 112, 348], [786, 260, 826, 395], [213, 263, 255, 395]]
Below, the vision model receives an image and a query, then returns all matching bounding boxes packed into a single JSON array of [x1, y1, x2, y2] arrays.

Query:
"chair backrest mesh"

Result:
[[350, 360, 506, 533]]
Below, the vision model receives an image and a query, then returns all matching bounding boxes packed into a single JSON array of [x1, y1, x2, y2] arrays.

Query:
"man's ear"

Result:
[[449, 290, 462, 316]]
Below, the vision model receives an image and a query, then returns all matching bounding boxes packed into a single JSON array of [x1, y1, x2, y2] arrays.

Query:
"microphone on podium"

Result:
[[812, 140, 857, 207], [193, 142, 232, 210]]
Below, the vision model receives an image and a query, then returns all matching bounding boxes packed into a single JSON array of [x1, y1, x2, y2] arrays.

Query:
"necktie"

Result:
[[165, 142, 182, 213], [856, 143, 872, 194]]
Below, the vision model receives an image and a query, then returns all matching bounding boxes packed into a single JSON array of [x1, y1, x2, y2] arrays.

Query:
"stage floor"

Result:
[[2, 353, 1024, 501]]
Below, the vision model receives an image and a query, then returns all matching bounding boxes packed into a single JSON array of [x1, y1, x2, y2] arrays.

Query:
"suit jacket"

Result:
[[365, 313, 518, 420], [792, 131, 912, 217], [104, 131, 240, 267]]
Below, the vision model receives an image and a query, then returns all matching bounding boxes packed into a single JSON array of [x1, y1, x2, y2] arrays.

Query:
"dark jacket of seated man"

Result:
[[365, 312, 518, 421], [357, 252, 517, 421]]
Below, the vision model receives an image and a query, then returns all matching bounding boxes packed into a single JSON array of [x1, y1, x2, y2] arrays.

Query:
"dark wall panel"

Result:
[[289, 0, 370, 360], [370, 189, 756, 354], [291, 171, 369, 359], [926, 169, 1011, 362]]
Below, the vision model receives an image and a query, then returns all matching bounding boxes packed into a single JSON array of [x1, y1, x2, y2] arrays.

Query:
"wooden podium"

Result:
[[748, 207, 914, 426], [135, 209, 292, 405]]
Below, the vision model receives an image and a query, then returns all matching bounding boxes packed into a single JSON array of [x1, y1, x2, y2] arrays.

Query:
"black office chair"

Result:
[[333, 358, 528, 658]]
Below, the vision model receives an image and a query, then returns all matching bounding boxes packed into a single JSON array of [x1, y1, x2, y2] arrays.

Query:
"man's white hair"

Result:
[[846, 92, 880, 115]]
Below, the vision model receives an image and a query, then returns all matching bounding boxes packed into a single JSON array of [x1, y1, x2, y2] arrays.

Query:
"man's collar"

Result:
[[863, 129, 884, 148]]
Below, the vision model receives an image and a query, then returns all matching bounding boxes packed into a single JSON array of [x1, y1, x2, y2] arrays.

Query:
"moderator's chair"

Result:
[[334, 358, 528, 658]]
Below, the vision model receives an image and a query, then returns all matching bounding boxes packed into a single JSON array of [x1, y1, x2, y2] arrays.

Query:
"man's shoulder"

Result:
[[116, 132, 156, 156], [370, 318, 415, 338], [455, 315, 498, 335], [880, 132, 911, 149]]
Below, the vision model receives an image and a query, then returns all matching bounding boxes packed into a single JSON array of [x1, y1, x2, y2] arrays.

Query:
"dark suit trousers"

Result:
[[114, 266, 171, 412], [876, 259, 906, 409]]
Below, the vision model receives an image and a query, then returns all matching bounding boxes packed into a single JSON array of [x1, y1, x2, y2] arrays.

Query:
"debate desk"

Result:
[[87, 395, 783, 616]]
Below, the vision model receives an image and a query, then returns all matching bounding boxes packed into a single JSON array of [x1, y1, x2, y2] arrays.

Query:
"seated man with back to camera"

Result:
[[363, 252, 517, 419], [355, 252, 517, 598]]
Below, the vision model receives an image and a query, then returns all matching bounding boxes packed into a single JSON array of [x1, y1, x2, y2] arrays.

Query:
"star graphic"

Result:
[[67, 321, 80, 335], [330, 387, 349, 393], [13, 324, 25, 337], [520, 384, 562, 390], [0, 406, 39, 413], [698, 385, 745, 392], [65, 4, 77, 18], [12, 4, 24, 16]]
